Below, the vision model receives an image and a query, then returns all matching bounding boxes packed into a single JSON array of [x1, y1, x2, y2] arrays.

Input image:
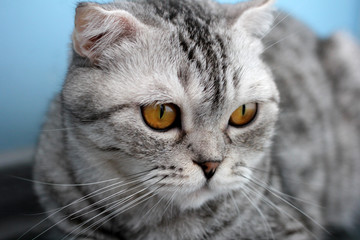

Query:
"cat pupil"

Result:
[[159, 105, 165, 119], [242, 105, 246, 116]]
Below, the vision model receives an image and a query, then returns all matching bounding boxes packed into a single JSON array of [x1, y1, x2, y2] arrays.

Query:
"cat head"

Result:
[[62, 0, 279, 210]]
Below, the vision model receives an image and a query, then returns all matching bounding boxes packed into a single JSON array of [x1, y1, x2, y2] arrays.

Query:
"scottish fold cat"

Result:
[[33, 0, 360, 239]]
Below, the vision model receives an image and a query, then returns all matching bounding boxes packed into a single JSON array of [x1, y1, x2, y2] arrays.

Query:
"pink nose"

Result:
[[195, 161, 220, 179]]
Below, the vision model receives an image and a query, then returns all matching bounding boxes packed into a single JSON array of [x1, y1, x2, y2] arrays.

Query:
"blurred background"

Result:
[[0, 0, 359, 239]]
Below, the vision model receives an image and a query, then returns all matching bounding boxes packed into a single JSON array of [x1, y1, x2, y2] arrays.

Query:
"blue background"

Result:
[[1, 0, 359, 153]]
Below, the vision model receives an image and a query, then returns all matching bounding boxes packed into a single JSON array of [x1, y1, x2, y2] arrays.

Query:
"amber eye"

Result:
[[229, 103, 258, 127], [142, 103, 178, 130]]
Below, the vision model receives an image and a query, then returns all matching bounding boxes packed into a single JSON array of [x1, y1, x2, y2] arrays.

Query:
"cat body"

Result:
[[34, 0, 360, 239]]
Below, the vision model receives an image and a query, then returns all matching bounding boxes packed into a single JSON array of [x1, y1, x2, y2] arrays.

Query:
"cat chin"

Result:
[[173, 183, 234, 211], [174, 187, 217, 210]]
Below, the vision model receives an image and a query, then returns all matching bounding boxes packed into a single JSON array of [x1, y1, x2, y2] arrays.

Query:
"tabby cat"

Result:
[[33, 0, 360, 239]]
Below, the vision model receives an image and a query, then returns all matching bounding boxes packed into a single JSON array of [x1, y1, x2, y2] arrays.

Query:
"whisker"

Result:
[[159, 188, 179, 220], [261, 13, 290, 41], [241, 185, 274, 240], [89, 188, 162, 236], [238, 164, 272, 175], [245, 183, 321, 240], [229, 192, 240, 215], [15, 168, 155, 188], [250, 173, 325, 212], [34, 174, 157, 240], [62, 176, 167, 240], [21, 209, 58, 216], [61, 186, 154, 240], [142, 190, 167, 222], [238, 164, 321, 190], [241, 174, 329, 235], [12, 176, 119, 187], [76, 185, 165, 239], [29, 179, 143, 240], [19, 168, 155, 240], [262, 29, 305, 53], [264, 186, 324, 209], [71, 175, 157, 220], [228, 192, 245, 237]]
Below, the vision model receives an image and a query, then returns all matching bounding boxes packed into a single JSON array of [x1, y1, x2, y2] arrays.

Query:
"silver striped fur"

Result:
[[33, 0, 360, 239]]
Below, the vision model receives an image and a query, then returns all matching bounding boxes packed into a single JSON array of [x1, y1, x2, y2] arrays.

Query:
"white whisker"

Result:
[[241, 185, 274, 240], [142, 191, 167, 222], [242, 174, 329, 235], [93, 189, 161, 232], [262, 29, 304, 53], [261, 13, 290, 41], [21, 169, 153, 240], [159, 188, 179, 220], [245, 183, 321, 240], [13, 176, 119, 187], [62, 176, 166, 240], [70, 175, 157, 220], [229, 192, 240, 215], [80, 186, 163, 240], [238, 165, 324, 206]]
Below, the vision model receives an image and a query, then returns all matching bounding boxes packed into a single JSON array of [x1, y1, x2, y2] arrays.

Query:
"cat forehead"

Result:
[[101, 28, 274, 115], [106, 0, 272, 98], [98, 19, 270, 100], [68, 0, 277, 121]]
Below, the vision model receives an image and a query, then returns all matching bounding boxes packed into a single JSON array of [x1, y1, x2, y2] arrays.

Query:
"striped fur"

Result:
[[33, 0, 360, 239]]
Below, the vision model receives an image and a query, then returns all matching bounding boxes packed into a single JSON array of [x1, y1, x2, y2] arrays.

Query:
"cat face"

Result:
[[62, 0, 279, 210]]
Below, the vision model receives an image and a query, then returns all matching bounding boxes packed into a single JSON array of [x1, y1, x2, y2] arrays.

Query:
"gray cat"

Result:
[[33, 0, 360, 239]]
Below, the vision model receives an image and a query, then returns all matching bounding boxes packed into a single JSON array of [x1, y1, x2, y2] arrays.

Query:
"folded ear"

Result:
[[227, 0, 275, 38], [72, 2, 145, 62]]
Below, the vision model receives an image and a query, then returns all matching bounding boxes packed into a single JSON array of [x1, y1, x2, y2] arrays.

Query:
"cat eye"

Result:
[[229, 103, 258, 127], [141, 103, 179, 130]]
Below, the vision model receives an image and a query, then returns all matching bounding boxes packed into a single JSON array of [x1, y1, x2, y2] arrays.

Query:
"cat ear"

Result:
[[228, 0, 275, 38], [72, 2, 145, 62]]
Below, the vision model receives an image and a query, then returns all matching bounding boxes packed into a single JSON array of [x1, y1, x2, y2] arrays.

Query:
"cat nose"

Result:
[[194, 161, 221, 180]]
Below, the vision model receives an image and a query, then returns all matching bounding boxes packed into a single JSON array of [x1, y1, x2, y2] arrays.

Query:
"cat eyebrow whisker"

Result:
[[262, 29, 306, 54], [260, 13, 290, 41]]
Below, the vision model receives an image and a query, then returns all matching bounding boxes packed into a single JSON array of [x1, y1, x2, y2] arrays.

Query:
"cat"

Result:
[[32, 0, 360, 239]]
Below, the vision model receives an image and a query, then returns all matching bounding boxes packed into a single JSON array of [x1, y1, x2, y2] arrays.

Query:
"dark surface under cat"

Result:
[[0, 162, 64, 239]]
